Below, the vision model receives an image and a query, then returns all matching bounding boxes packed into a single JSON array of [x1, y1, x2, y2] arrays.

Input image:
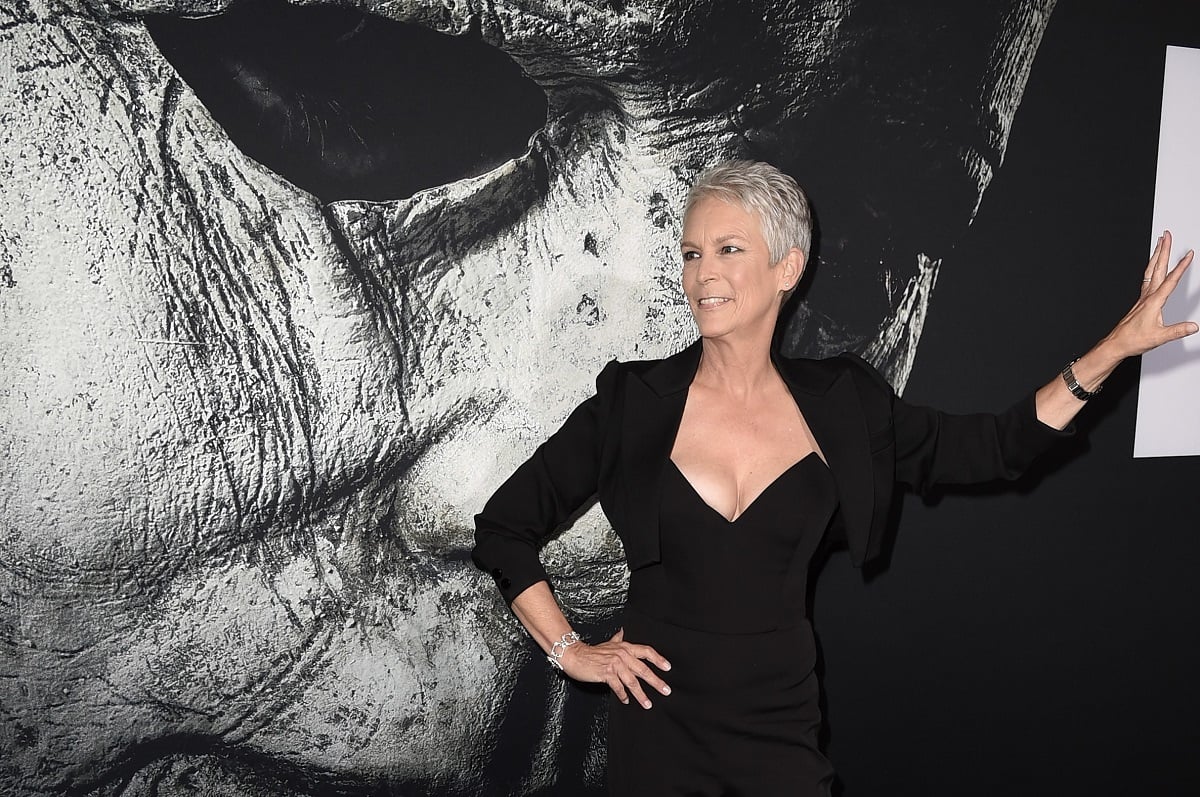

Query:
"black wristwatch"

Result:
[[1061, 359, 1102, 401]]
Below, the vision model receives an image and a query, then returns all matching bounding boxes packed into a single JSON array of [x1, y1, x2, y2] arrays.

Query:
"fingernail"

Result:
[[662, 661, 672, 671], [621, 698, 629, 705], [643, 700, 653, 709], [662, 686, 671, 695]]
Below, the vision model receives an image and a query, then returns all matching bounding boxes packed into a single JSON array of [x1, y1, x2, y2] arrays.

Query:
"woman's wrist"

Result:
[[1070, 339, 1124, 394], [546, 631, 582, 671]]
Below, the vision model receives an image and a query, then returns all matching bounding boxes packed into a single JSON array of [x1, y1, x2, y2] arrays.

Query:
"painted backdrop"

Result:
[[3, 1, 1199, 795]]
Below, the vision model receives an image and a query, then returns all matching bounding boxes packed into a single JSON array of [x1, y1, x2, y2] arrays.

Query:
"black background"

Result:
[[816, 3, 1200, 794]]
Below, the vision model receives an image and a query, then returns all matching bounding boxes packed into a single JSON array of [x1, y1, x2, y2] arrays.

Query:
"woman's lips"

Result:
[[697, 297, 731, 308]]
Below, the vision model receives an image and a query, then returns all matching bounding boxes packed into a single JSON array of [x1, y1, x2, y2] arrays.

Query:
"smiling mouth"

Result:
[[698, 297, 732, 307]]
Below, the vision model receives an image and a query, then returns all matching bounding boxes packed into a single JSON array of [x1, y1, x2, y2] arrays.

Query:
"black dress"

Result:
[[607, 454, 839, 796], [472, 346, 1070, 792]]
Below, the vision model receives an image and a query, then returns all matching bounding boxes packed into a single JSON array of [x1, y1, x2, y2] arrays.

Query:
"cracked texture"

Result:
[[0, 0, 1053, 793]]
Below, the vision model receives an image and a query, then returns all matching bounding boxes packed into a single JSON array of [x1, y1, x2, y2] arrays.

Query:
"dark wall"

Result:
[[817, 3, 1200, 794]]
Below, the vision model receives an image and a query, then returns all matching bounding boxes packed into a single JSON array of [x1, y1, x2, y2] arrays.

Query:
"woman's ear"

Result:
[[781, 247, 805, 289]]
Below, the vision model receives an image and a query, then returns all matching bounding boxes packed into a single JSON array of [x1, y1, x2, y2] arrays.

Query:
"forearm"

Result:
[[1034, 337, 1125, 430], [510, 580, 576, 655]]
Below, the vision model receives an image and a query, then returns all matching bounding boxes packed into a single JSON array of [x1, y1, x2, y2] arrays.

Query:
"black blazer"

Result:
[[473, 341, 1071, 604]]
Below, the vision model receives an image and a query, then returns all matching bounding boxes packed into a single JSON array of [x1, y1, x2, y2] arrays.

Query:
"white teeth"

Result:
[[699, 297, 729, 306]]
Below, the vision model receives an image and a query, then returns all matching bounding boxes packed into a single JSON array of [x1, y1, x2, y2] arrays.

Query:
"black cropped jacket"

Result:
[[473, 341, 1071, 604]]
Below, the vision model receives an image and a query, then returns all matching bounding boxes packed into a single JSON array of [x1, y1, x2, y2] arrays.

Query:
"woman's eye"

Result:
[[682, 251, 699, 261], [721, 245, 741, 254]]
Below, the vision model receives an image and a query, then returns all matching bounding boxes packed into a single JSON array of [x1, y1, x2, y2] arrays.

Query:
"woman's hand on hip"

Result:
[[560, 628, 672, 709]]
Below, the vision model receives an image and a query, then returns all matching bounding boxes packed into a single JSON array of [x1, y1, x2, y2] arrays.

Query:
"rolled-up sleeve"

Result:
[[472, 361, 617, 604]]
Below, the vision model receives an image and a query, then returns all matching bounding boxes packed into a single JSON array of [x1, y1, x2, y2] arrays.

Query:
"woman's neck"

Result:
[[695, 333, 778, 399]]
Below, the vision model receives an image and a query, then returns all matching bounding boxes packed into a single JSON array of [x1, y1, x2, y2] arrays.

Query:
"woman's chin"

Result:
[[693, 321, 729, 339]]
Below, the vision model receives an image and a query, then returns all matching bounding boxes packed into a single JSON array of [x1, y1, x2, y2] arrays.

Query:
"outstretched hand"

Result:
[[1035, 230, 1198, 430], [559, 628, 672, 709], [1103, 230, 1199, 357]]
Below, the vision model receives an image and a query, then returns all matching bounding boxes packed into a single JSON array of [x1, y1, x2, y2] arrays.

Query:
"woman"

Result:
[[472, 161, 1196, 795]]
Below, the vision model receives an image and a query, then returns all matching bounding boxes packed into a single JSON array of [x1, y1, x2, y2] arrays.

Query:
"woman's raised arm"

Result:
[[1036, 230, 1197, 431]]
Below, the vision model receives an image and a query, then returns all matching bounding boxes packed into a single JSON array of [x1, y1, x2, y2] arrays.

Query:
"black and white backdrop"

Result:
[[2, 1, 1199, 795]]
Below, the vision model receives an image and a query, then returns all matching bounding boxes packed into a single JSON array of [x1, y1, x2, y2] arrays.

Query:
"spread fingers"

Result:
[[618, 671, 654, 709], [630, 643, 671, 672]]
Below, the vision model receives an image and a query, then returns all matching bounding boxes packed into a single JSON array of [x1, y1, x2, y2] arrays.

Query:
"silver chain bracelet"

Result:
[[546, 631, 581, 671]]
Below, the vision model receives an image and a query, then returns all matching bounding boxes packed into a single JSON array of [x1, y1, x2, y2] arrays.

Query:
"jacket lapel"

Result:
[[617, 342, 700, 570], [775, 355, 876, 566]]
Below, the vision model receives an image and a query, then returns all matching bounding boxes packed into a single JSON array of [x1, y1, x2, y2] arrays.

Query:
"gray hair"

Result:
[[684, 160, 813, 268]]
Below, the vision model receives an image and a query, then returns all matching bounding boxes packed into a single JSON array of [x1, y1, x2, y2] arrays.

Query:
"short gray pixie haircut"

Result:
[[684, 160, 813, 265]]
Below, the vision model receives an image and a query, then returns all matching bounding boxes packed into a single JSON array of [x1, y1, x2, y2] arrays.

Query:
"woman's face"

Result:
[[680, 197, 802, 342]]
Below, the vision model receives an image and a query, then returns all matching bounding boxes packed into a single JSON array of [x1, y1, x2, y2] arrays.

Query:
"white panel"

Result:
[[1134, 45, 1200, 458]]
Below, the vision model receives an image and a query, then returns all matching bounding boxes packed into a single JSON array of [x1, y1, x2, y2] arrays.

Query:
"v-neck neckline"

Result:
[[668, 453, 821, 524]]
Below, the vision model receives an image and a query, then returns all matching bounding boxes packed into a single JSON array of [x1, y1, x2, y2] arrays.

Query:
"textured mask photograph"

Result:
[[5, 1, 1200, 796]]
